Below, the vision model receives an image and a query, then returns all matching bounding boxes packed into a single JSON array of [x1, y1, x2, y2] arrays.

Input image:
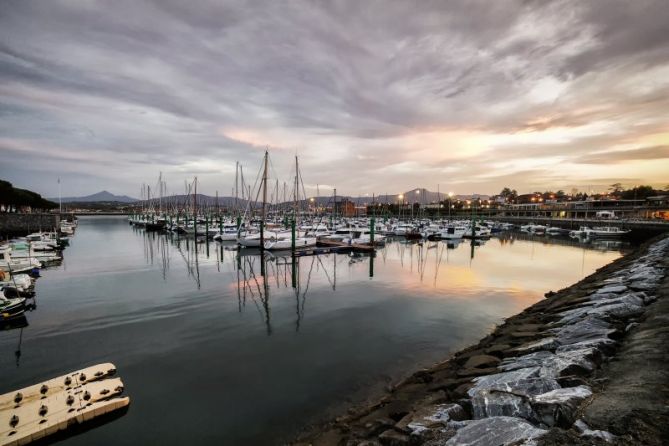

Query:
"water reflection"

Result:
[[133, 228, 633, 338], [0, 217, 634, 446]]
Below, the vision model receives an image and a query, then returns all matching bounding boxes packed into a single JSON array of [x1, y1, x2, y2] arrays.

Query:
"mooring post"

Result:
[[291, 218, 296, 252], [369, 252, 374, 278], [260, 220, 265, 251], [370, 216, 375, 246]]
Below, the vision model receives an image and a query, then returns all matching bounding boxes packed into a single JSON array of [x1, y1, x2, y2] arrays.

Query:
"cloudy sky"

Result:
[[1, 0, 668, 199]]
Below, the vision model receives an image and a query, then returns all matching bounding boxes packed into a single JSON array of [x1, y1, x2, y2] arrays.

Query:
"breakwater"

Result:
[[295, 235, 669, 445], [0, 213, 60, 237]]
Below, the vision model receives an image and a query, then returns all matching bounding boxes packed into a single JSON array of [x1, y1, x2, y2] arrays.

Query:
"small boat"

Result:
[[0, 293, 26, 321], [263, 233, 317, 250], [439, 225, 467, 240], [588, 226, 631, 238], [214, 223, 245, 241], [462, 225, 492, 239], [545, 227, 569, 236], [0, 247, 42, 273]]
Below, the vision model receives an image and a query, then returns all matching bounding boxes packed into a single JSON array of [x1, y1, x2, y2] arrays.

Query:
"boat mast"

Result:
[[234, 161, 239, 216], [193, 177, 197, 219], [293, 156, 299, 225], [158, 172, 163, 215], [261, 150, 268, 249]]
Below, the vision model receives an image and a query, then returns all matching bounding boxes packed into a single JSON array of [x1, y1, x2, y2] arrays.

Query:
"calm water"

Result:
[[0, 216, 626, 445]]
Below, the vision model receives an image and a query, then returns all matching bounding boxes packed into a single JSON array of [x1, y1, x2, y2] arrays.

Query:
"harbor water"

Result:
[[0, 216, 627, 445]]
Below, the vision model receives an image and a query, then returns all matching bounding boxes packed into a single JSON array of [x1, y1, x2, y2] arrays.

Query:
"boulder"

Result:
[[468, 367, 560, 398], [597, 285, 627, 294], [531, 386, 592, 427], [444, 416, 546, 446], [378, 429, 410, 445], [470, 390, 534, 419], [552, 316, 616, 346], [629, 280, 657, 291], [511, 337, 558, 354], [464, 355, 501, 369]]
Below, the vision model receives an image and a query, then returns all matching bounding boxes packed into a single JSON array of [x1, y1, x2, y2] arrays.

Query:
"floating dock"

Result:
[[0, 363, 129, 446], [316, 240, 376, 253]]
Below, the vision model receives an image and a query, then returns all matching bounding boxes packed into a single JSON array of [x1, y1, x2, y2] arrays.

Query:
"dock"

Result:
[[316, 240, 376, 253], [0, 363, 129, 446]]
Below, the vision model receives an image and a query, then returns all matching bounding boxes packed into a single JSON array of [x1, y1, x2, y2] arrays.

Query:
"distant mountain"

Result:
[[53, 190, 139, 203], [127, 189, 492, 209]]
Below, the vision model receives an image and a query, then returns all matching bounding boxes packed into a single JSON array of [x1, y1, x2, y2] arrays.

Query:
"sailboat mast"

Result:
[[293, 156, 299, 223], [260, 151, 268, 250], [158, 172, 163, 215], [193, 177, 197, 218], [234, 161, 239, 215]]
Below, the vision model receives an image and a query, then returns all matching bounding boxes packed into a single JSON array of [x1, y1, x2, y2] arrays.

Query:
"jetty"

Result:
[[294, 235, 669, 445], [0, 363, 129, 446]]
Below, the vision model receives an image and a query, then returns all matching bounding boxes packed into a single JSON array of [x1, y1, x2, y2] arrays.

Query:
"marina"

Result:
[[2, 1, 669, 443], [0, 215, 629, 444]]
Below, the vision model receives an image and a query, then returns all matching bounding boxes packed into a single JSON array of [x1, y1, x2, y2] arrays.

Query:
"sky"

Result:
[[1, 0, 668, 199]]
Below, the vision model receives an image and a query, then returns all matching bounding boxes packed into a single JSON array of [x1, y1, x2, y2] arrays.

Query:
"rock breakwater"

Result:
[[295, 235, 669, 446]]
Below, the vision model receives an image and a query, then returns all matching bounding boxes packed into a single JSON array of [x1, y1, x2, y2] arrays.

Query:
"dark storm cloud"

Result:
[[1, 0, 668, 196]]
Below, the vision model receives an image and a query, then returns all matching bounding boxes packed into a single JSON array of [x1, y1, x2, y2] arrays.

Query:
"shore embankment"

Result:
[[0, 213, 60, 237], [294, 235, 669, 446]]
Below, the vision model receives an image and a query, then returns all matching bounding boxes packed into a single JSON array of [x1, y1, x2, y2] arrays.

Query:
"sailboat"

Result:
[[263, 155, 316, 251]]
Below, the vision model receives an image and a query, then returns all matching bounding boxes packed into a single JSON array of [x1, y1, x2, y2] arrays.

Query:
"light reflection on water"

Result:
[[0, 216, 627, 445]]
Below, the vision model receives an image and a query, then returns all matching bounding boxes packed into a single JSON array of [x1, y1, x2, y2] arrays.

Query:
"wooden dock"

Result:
[[316, 240, 376, 253], [0, 363, 129, 446]]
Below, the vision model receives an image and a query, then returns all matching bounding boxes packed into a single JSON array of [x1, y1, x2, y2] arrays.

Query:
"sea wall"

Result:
[[295, 235, 669, 446], [0, 213, 60, 237]]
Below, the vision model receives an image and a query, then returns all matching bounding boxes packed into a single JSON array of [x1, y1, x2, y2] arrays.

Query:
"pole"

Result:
[[193, 177, 198, 238], [261, 151, 268, 250], [370, 216, 375, 246]]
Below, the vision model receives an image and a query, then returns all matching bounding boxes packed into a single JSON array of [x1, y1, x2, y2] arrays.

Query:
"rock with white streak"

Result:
[[445, 416, 546, 446], [468, 367, 560, 398], [531, 386, 592, 427], [470, 390, 534, 419]]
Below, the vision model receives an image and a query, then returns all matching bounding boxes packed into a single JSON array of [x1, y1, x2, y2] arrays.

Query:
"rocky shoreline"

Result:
[[294, 235, 669, 446]]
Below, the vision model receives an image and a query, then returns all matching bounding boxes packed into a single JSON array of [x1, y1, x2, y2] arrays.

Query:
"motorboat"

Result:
[[323, 228, 353, 242], [462, 225, 492, 239], [0, 247, 42, 273], [346, 229, 386, 246], [439, 225, 467, 240], [393, 223, 415, 236], [214, 223, 245, 241], [588, 226, 631, 238], [0, 271, 34, 293], [0, 292, 26, 321], [263, 232, 317, 250], [546, 226, 569, 236]]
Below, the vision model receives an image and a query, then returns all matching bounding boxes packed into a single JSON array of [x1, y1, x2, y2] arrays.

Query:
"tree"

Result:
[[609, 183, 623, 197], [621, 185, 656, 200], [499, 187, 517, 202]]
